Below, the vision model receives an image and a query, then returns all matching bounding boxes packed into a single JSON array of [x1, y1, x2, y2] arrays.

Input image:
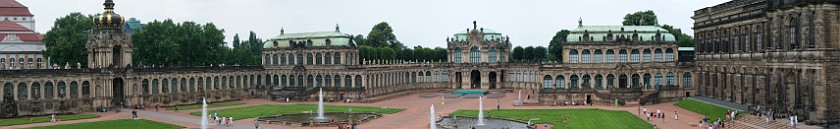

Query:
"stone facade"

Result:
[[693, 0, 840, 121]]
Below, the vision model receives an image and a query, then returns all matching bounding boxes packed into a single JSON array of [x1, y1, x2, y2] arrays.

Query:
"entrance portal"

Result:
[[489, 72, 497, 89], [112, 78, 125, 107], [455, 72, 462, 88], [470, 70, 481, 89]]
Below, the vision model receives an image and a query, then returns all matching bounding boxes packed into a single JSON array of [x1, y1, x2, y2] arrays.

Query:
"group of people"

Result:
[[699, 117, 725, 129], [210, 112, 234, 127], [49, 114, 59, 123], [335, 123, 357, 129], [638, 107, 676, 122]]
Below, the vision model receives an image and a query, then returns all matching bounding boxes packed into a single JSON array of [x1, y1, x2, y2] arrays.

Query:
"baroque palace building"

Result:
[[693, 0, 840, 121]]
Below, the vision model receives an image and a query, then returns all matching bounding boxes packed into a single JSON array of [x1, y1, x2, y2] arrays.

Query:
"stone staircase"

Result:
[[727, 115, 795, 129]]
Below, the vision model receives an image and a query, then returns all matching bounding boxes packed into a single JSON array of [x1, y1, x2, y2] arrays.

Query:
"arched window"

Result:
[[325, 53, 332, 65], [44, 82, 53, 99], [631, 74, 640, 88], [3, 83, 11, 99], [605, 50, 615, 63], [499, 49, 506, 62], [808, 14, 815, 48], [316, 75, 323, 87], [581, 50, 591, 63], [643, 73, 652, 89], [570, 75, 579, 89], [162, 79, 169, 93], [151, 79, 158, 94], [31, 82, 40, 99], [229, 76, 235, 88], [297, 53, 304, 65], [682, 72, 692, 87], [141, 79, 149, 95], [213, 77, 219, 90], [316, 53, 322, 65], [618, 50, 627, 63], [555, 75, 565, 89], [180, 78, 187, 92], [582, 75, 591, 89], [272, 54, 279, 65], [665, 48, 674, 61], [655, 73, 663, 87], [1, 58, 5, 69], [334, 52, 341, 65], [17, 83, 27, 100], [434, 71, 440, 82], [606, 74, 615, 89], [205, 77, 211, 90], [280, 75, 286, 87], [593, 49, 602, 63], [189, 78, 196, 92], [543, 75, 552, 88], [334, 75, 341, 87], [325, 75, 332, 87], [631, 49, 640, 63], [594, 75, 603, 90], [454, 48, 462, 63], [569, 49, 578, 63], [280, 54, 286, 65], [654, 49, 663, 62], [57, 81, 66, 98], [172, 78, 180, 92], [306, 75, 314, 87], [789, 18, 799, 49], [307, 53, 314, 65], [643, 49, 651, 62], [489, 48, 497, 62], [470, 46, 480, 63], [666, 72, 675, 86], [354, 75, 362, 88], [442, 72, 449, 82]]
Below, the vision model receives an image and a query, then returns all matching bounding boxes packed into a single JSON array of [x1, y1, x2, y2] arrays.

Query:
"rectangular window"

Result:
[[606, 53, 614, 63], [619, 53, 627, 63], [593, 53, 602, 63], [631, 53, 639, 63], [570, 54, 578, 63]]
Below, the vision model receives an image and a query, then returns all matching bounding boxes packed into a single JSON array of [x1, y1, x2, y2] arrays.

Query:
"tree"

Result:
[[534, 46, 547, 61], [661, 24, 694, 47], [548, 30, 570, 61], [353, 34, 365, 46], [43, 12, 95, 67], [232, 34, 240, 48], [622, 10, 658, 26], [523, 46, 535, 61], [131, 19, 228, 66], [246, 31, 263, 56], [512, 46, 524, 61], [365, 22, 400, 48]]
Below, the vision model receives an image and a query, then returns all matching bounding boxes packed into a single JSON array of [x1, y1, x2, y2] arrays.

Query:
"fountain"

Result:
[[200, 97, 208, 129], [315, 87, 325, 120], [430, 105, 436, 129], [477, 96, 485, 126]]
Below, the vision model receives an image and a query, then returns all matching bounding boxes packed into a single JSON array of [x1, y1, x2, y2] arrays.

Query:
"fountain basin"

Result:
[[437, 116, 533, 129], [257, 112, 381, 127]]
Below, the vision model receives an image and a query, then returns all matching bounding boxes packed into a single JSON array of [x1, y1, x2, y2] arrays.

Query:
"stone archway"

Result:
[[784, 72, 796, 113], [489, 71, 497, 89], [112, 78, 125, 107], [470, 70, 481, 89]]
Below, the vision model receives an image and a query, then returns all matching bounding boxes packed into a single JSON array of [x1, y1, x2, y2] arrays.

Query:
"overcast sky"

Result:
[[22, 0, 728, 48]]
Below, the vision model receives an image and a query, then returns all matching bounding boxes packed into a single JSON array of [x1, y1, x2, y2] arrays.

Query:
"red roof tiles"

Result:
[[0, 0, 32, 16], [0, 33, 42, 42], [0, 20, 30, 31]]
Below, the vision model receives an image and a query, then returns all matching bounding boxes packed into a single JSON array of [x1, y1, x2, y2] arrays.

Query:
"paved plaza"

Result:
[[6, 91, 720, 129]]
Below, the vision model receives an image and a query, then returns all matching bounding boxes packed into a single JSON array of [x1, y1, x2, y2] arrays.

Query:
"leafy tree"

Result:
[[534, 46, 547, 61], [512, 46, 524, 61], [353, 34, 365, 46], [131, 19, 227, 66], [232, 34, 240, 48], [365, 22, 400, 48], [622, 10, 658, 26], [523, 46, 535, 61], [548, 30, 570, 61], [43, 12, 95, 67], [661, 24, 694, 47]]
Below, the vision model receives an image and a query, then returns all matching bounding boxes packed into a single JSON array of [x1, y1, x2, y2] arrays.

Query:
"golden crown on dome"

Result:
[[93, 0, 125, 30]]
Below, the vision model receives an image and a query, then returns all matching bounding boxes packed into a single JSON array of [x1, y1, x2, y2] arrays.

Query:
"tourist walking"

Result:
[[254, 117, 260, 129], [643, 107, 647, 115], [674, 111, 678, 120], [50, 114, 57, 123], [155, 104, 159, 112]]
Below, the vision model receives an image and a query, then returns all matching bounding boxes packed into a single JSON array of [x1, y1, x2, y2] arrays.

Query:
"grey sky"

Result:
[[23, 0, 728, 48]]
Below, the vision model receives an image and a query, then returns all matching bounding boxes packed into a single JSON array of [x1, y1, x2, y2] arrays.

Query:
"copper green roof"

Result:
[[263, 31, 352, 48], [566, 25, 676, 43], [452, 28, 504, 41]]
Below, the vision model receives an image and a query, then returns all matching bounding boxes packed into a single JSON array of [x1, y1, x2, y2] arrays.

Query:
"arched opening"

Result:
[[618, 74, 628, 88], [470, 70, 481, 89], [489, 71, 497, 89], [455, 72, 462, 88], [113, 45, 122, 67], [112, 78, 125, 106], [785, 72, 796, 110]]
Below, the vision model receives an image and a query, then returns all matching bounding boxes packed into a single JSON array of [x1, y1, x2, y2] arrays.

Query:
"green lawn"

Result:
[[166, 101, 246, 110], [450, 109, 652, 129], [674, 99, 747, 121], [22, 119, 182, 129], [190, 104, 403, 120], [0, 114, 100, 126]]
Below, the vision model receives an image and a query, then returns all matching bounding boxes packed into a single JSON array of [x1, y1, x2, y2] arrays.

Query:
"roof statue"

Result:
[[578, 17, 583, 27], [473, 21, 477, 30], [335, 24, 340, 32], [280, 27, 284, 35]]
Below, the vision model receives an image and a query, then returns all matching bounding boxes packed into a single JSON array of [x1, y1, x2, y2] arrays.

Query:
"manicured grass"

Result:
[[674, 99, 747, 121], [166, 101, 246, 110], [190, 104, 403, 120], [0, 114, 100, 126], [22, 119, 182, 129], [450, 109, 652, 129]]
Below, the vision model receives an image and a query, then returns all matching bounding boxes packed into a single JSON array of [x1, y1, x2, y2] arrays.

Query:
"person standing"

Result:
[[50, 114, 56, 123], [674, 111, 678, 120], [638, 107, 641, 116], [643, 107, 647, 115], [254, 117, 260, 129]]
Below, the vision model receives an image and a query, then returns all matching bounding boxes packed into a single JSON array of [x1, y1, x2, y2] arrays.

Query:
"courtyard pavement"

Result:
[[7, 91, 715, 129]]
